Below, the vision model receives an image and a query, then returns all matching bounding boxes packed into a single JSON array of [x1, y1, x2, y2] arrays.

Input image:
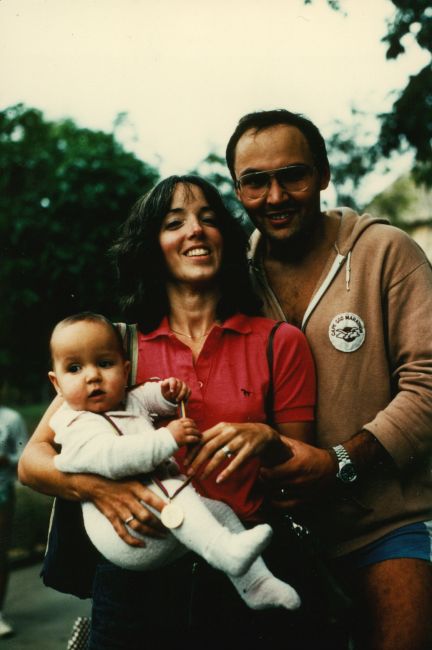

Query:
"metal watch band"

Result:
[[332, 444, 351, 465], [331, 443, 358, 483]]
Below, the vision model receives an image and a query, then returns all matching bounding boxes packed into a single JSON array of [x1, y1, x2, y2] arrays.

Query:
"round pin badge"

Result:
[[161, 502, 184, 529], [328, 312, 366, 352]]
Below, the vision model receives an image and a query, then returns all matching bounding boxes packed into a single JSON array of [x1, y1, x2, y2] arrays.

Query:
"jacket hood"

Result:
[[330, 207, 389, 257]]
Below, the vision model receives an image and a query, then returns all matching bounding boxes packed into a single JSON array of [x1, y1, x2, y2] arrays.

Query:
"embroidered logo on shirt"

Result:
[[328, 312, 365, 352]]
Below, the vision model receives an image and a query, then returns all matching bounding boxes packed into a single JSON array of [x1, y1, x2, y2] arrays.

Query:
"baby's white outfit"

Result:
[[51, 383, 300, 610]]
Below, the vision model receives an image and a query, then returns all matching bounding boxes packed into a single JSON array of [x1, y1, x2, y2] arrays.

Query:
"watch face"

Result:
[[340, 463, 357, 483]]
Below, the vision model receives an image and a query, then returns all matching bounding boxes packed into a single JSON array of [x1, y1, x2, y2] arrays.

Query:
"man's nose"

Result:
[[266, 177, 288, 205]]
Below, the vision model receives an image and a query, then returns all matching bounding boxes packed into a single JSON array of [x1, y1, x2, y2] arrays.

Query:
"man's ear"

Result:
[[48, 371, 62, 396]]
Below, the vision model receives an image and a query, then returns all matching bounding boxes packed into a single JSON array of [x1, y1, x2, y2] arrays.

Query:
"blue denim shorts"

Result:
[[338, 521, 432, 569]]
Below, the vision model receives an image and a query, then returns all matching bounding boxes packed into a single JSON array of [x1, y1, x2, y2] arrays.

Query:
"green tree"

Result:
[[0, 104, 159, 402], [307, 0, 432, 198], [325, 109, 382, 208]]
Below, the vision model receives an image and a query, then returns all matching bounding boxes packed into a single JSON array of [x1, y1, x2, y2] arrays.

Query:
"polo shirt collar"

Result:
[[140, 313, 252, 341]]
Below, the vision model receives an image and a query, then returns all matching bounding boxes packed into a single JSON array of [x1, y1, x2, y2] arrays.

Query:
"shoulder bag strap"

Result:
[[264, 321, 284, 425]]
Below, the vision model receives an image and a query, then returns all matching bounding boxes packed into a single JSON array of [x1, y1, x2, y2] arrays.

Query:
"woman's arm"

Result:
[[18, 396, 77, 497], [18, 397, 167, 545]]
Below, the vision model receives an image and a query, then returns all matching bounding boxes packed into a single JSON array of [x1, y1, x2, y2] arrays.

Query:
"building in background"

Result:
[[366, 175, 432, 261]]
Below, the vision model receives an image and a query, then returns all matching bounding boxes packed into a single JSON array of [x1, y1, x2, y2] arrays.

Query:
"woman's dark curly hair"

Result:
[[110, 175, 262, 332]]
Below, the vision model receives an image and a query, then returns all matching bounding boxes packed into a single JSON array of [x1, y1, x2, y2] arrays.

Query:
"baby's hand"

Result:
[[167, 418, 201, 447], [160, 377, 191, 404]]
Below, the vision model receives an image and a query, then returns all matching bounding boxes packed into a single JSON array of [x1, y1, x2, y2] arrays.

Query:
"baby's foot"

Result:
[[242, 575, 301, 610]]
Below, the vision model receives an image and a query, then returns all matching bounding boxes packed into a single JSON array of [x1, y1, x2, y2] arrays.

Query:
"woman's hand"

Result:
[[183, 421, 280, 483], [78, 474, 168, 547]]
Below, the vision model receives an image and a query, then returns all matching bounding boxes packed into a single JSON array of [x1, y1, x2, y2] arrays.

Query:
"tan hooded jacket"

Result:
[[249, 208, 432, 556]]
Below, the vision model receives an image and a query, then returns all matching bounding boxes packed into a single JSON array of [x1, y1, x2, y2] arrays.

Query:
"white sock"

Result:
[[204, 523, 273, 577], [231, 556, 301, 610]]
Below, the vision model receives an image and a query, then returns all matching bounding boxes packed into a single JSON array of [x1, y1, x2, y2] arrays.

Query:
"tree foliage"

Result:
[[0, 104, 158, 401], [307, 0, 432, 199], [325, 111, 381, 208], [379, 0, 432, 184]]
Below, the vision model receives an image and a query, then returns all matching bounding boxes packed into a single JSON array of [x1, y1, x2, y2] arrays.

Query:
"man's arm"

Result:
[[362, 258, 432, 468], [263, 232, 432, 504], [260, 428, 393, 508]]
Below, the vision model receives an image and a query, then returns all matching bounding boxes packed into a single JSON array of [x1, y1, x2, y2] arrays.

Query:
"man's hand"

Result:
[[75, 474, 168, 547], [260, 437, 337, 509]]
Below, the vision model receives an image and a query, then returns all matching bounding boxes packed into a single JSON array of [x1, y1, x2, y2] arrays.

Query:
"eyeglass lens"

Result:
[[239, 164, 312, 197]]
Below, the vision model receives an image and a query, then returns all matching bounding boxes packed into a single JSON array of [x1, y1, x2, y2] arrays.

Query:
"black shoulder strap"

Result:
[[264, 321, 284, 425]]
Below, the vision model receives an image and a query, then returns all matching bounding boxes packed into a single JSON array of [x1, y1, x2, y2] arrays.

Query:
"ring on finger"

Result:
[[124, 515, 135, 525], [221, 444, 234, 459]]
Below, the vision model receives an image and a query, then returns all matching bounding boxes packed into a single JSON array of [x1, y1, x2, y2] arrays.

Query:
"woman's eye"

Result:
[[201, 213, 218, 226], [164, 219, 183, 230]]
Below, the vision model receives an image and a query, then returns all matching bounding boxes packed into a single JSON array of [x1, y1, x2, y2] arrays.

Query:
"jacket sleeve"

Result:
[[53, 412, 179, 479], [363, 235, 432, 468]]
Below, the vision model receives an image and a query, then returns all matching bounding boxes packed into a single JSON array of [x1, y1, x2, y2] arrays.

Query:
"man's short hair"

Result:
[[225, 109, 330, 181]]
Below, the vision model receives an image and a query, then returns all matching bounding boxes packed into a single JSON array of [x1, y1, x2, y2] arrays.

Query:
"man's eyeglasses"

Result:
[[236, 164, 314, 199]]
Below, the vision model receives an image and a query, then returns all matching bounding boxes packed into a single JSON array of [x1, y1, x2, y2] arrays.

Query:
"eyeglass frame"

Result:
[[235, 163, 316, 198]]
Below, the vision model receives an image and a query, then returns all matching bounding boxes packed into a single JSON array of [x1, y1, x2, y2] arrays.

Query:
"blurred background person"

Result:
[[0, 405, 28, 637]]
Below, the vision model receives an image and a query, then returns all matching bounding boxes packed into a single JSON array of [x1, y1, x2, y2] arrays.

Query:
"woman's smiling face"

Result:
[[158, 182, 224, 287]]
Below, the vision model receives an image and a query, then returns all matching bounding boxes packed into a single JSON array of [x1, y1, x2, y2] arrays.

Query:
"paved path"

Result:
[[1, 562, 91, 649]]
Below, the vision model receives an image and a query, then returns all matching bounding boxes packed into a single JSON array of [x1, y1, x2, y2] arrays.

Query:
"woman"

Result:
[[19, 175, 319, 649]]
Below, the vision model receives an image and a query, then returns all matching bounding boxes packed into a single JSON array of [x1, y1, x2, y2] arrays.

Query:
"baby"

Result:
[[48, 311, 300, 610]]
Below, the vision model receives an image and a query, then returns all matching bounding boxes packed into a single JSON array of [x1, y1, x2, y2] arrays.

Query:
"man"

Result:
[[226, 109, 432, 650]]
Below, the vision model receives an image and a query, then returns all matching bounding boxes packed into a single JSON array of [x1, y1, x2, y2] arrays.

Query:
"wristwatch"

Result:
[[331, 444, 358, 484]]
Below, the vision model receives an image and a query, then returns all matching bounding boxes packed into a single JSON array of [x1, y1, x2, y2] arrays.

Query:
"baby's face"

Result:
[[49, 321, 130, 413]]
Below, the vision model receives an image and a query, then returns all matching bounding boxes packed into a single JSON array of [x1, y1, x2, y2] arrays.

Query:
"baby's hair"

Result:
[[49, 311, 126, 363]]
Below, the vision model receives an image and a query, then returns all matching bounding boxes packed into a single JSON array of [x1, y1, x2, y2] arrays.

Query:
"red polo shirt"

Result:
[[136, 314, 315, 521]]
